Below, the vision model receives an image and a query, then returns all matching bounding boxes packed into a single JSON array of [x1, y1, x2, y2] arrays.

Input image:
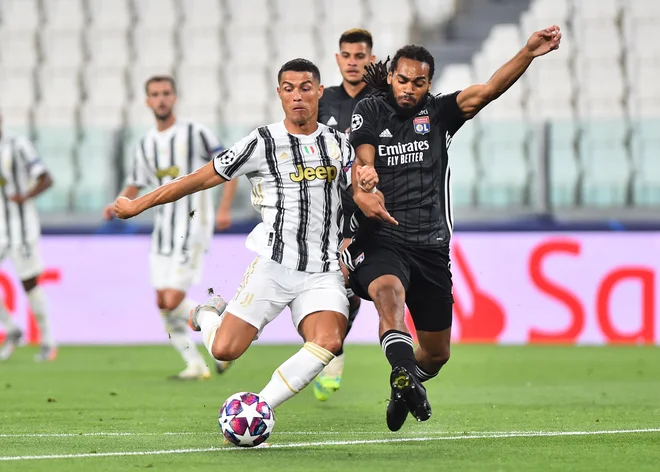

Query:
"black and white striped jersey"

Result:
[[126, 119, 221, 255], [0, 134, 48, 248], [213, 121, 354, 273]]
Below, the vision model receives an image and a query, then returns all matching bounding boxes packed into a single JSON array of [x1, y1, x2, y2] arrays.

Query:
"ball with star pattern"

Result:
[[218, 392, 275, 447]]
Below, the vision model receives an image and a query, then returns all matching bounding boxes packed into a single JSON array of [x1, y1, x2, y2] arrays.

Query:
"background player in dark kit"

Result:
[[346, 26, 562, 430], [314, 28, 375, 401]]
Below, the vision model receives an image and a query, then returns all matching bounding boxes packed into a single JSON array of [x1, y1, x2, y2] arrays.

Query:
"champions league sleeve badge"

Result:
[[413, 116, 431, 135]]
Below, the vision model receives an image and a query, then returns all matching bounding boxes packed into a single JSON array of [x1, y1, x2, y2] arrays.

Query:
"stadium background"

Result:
[[1, 0, 658, 346]]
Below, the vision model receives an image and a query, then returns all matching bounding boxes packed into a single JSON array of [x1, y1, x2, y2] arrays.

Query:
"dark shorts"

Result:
[[343, 239, 453, 332], [341, 191, 358, 239]]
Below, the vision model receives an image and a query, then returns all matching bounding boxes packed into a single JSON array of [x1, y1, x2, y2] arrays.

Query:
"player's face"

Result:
[[388, 58, 432, 109], [145, 81, 177, 121], [277, 71, 324, 126], [336, 42, 375, 86]]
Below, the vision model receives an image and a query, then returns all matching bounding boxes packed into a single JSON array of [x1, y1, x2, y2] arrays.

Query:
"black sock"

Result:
[[415, 364, 438, 383], [380, 330, 417, 374]]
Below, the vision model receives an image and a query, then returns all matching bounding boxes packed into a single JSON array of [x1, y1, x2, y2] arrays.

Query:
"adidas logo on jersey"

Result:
[[379, 129, 393, 138], [327, 116, 338, 126]]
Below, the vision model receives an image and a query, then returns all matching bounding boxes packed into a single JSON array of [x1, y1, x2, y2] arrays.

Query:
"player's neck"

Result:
[[283, 118, 318, 136], [342, 80, 366, 98], [156, 114, 176, 132]]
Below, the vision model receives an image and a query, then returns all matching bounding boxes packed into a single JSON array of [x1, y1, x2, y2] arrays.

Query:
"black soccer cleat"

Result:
[[388, 366, 432, 428], [386, 387, 409, 431]]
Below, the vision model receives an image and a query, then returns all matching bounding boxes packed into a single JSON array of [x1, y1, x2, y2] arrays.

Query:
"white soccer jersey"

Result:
[[213, 121, 354, 273], [0, 134, 47, 248], [127, 119, 220, 256]]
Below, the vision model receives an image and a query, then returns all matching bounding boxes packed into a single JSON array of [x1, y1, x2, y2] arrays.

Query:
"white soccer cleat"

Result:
[[34, 345, 58, 362], [189, 294, 227, 332], [0, 330, 23, 361], [172, 362, 211, 380]]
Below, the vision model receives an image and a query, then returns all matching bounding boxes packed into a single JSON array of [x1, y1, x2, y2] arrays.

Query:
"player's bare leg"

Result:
[[260, 310, 345, 408], [368, 275, 431, 430], [314, 237, 361, 401], [0, 295, 22, 361], [23, 276, 57, 362], [158, 288, 210, 380]]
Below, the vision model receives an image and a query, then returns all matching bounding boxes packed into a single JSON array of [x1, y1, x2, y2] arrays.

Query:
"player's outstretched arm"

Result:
[[456, 25, 561, 119], [114, 161, 225, 219], [352, 144, 397, 225]]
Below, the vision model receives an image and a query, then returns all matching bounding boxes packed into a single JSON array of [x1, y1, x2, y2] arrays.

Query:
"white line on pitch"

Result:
[[1, 428, 659, 461]]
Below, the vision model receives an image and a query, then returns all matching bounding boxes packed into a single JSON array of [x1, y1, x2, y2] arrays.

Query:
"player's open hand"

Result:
[[9, 194, 27, 204], [526, 25, 561, 57], [114, 196, 139, 220], [354, 191, 398, 226], [357, 165, 379, 192]]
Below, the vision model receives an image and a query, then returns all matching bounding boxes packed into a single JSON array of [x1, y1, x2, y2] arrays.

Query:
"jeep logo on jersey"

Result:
[[413, 116, 431, 135], [155, 165, 180, 179], [290, 165, 338, 183]]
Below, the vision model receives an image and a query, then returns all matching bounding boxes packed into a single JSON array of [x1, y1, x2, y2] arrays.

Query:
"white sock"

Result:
[[196, 309, 224, 358], [322, 352, 345, 378], [27, 286, 54, 346], [0, 299, 19, 333], [163, 298, 205, 367], [259, 342, 335, 409]]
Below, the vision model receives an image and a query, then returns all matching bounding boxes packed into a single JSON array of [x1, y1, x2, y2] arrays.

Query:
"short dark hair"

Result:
[[391, 45, 435, 81], [277, 58, 321, 84], [339, 28, 373, 51], [144, 75, 177, 95]]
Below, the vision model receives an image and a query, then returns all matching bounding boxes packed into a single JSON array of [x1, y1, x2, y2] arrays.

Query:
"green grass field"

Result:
[[1, 344, 659, 471]]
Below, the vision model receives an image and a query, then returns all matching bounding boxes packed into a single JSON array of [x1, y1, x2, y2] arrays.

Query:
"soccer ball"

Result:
[[218, 392, 275, 447]]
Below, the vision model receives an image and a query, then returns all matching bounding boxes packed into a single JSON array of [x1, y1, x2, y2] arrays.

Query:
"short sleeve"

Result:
[[125, 139, 152, 188], [197, 124, 222, 162], [348, 97, 380, 150], [212, 130, 261, 180], [433, 91, 466, 138], [15, 137, 47, 180]]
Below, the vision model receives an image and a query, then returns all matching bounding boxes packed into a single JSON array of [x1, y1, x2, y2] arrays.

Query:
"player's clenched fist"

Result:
[[114, 196, 138, 219], [357, 165, 379, 192]]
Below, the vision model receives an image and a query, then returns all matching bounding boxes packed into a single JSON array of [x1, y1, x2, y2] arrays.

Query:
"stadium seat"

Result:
[[82, 66, 127, 108], [226, 0, 271, 27], [79, 103, 124, 129], [626, 0, 660, 19], [33, 105, 78, 129], [178, 27, 223, 68], [87, 0, 131, 32], [86, 31, 131, 68], [274, 30, 320, 66], [176, 67, 223, 107], [224, 25, 272, 66], [221, 97, 268, 130], [40, 31, 85, 68], [181, 0, 226, 28], [174, 102, 219, 131], [573, 0, 621, 19], [272, 0, 320, 25], [628, 64, 660, 118], [42, 0, 85, 32], [125, 100, 157, 128], [0, 0, 40, 33], [133, 0, 178, 30], [434, 64, 473, 96], [38, 67, 81, 108], [448, 120, 477, 207], [579, 120, 630, 207], [524, 0, 569, 23], [75, 130, 116, 211], [1, 69, 36, 109], [631, 118, 660, 205], [364, 28, 408, 61], [321, 0, 367, 30], [367, 0, 413, 27], [548, 120, 580, 207], [412, 0, 456, 28], [476, 120, 532, 207], [132, 28, 177, 68], [34, 127, 77, 213], [0, 31, 38, 69], [317, 58, 343, 88]]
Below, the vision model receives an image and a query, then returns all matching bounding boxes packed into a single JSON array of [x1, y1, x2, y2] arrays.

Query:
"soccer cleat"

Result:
[[170, 363, 211, 380], [387, 365, 431, 430], [34, 345, 58, 362], [313, 373, 342, 402], [215, 359, 233, 374], [189, 294, 227, 332], [0, 330, 23, 361]]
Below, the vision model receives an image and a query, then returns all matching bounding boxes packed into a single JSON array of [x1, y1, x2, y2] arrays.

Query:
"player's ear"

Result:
[[387, 71, 393, 85], [335, 52, 341, 66], [370, 54, 376, 64], [318, 84, 324, 99]]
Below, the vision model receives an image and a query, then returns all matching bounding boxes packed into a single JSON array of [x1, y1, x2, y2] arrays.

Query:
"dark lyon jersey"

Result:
[[319, 84, 374, 133], [349, 92, 465, 247]]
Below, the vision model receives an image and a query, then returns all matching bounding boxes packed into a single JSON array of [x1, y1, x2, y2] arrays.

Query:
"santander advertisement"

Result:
[[0, 233, 657, 345]]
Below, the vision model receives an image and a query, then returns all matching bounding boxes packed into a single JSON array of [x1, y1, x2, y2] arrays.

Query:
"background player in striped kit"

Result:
[[314, 28, 376, 402], [113, 59, 373, 411], [0, 110, 57, 362], [103, 76, 238, 380]]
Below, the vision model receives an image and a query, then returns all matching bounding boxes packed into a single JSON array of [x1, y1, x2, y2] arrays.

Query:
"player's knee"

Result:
[[428, 348, 450, 371], [311, 334, 343, 356], [369, 278, 405, 310], [211, 343, 242, 362]]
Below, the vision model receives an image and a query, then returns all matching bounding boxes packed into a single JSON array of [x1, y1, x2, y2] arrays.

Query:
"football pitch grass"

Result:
[[1, 345, 659, 471]]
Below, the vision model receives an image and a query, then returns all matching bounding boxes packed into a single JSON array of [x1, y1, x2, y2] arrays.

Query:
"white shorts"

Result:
[[150, 243, 206, 292], [226, 256, 349, 339], [0, 242, 43, 281]]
